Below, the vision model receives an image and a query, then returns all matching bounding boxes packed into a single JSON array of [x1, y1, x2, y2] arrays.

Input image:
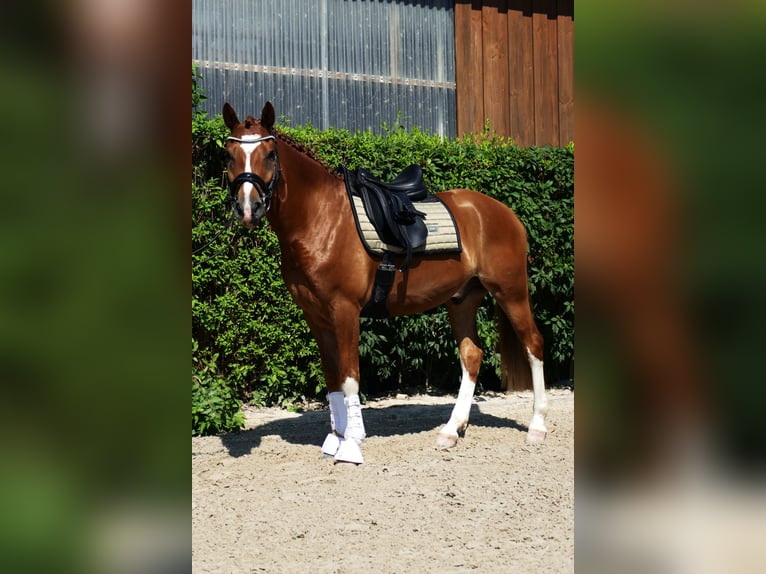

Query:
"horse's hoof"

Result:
[[526, 428, 547, 444], [335, 438, 364, 464], [436, 433, 458, 449], [321, 433, 341, 457]]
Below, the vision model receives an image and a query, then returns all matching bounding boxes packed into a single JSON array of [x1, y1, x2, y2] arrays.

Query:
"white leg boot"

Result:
[[321, 391, 346, 458], [343, 378, 366, 445], [335, 378, 365, 464]]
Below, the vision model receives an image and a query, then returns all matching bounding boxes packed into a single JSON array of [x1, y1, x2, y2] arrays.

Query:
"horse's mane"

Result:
[[274, 129, 343, 180]]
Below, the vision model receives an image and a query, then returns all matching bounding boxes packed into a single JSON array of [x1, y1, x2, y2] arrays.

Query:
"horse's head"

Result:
[[222, 102, 279, 228]]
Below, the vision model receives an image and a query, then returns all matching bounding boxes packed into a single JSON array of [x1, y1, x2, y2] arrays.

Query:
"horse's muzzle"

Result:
[[229, 171, 273, 227], [237, 200, 266, 228]]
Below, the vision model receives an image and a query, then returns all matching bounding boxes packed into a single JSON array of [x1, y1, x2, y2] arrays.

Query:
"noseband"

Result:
[[226, 134, 280, 215]]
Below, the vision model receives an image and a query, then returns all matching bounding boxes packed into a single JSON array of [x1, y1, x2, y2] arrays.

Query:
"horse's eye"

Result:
[[267, 151, 276, 162], [225, 152, 234, 163]]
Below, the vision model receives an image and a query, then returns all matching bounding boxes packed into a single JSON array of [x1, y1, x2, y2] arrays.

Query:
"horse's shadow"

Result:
[[220, 401, 528, 458]]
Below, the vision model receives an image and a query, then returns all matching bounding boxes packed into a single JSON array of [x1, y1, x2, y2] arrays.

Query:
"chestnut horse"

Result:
[[223, 102, 548, 463]]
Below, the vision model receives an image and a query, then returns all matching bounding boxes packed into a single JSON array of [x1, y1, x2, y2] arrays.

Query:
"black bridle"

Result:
[[193, 134, 280, 265], [225, 134, 280, 216]]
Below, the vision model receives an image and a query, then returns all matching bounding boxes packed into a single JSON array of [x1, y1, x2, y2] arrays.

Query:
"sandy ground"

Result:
[[192, 389, 573, 573]]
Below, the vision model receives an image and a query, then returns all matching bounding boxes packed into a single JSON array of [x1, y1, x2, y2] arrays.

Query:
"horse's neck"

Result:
[[269, 141, 343, 241]]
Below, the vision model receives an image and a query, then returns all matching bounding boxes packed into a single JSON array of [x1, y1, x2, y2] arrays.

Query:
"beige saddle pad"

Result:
[[350, 194, 461, 256]]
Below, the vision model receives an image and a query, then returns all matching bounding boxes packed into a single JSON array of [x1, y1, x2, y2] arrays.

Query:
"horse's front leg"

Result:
[[311, 305, 366, 464], [323, 376, 366, 464]]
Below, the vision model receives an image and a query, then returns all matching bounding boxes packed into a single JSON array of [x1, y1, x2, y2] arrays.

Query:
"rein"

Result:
[[192, 211, 237, 265], [226, 134, 280, 214]]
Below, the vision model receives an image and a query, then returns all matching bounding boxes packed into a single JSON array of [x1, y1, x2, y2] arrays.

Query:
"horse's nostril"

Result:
[[253, 203, 266, 220]]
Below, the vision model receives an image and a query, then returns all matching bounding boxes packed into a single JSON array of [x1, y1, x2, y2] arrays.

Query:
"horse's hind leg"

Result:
[[494, 291, 549, 444], [436, 288, 487, 449]]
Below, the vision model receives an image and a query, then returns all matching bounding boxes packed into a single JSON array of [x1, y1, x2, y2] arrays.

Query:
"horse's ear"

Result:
[[260, 101, 275, 131], [222, 103, 239, 130]]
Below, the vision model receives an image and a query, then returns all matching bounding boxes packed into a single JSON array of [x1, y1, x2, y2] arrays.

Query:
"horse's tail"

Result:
[[496, 304, 533, 391]]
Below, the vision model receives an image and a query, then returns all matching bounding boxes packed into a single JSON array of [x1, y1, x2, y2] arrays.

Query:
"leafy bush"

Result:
[[192, 82, 573, 435], [192, 340, 245, 435]]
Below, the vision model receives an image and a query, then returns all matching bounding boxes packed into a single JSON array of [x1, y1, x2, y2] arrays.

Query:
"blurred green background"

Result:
[[577, 3, 766, 572], [577, 0, 766, 471], [0, 2, 188, 572]]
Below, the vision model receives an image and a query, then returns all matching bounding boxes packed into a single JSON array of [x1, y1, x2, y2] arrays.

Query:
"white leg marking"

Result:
[[439, 360, 476, 440], [526, 347, 548, 444]]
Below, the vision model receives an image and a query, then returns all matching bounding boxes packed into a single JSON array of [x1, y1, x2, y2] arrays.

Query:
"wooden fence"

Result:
[[455, 0, 574, 146]]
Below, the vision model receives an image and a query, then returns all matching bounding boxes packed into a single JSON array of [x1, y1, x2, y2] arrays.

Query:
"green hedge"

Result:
[[192, 78, 572, 435]]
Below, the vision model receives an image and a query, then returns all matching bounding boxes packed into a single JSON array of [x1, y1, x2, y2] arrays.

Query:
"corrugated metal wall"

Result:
[[192, 0, 456, 137]]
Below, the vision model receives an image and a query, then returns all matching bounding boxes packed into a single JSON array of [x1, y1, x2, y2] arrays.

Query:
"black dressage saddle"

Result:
[[342, 164, 431, 272], [359, 164, 429, 200]]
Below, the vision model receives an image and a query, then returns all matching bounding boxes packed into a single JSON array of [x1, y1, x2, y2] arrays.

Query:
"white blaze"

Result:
[[237, 135, 263, 213]]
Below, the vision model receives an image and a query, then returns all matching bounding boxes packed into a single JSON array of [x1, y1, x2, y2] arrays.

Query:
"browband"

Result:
[[226, 135, 276, 144]]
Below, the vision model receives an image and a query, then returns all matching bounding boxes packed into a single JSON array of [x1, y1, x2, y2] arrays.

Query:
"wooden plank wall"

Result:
[[455, 0, 574, 146]]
